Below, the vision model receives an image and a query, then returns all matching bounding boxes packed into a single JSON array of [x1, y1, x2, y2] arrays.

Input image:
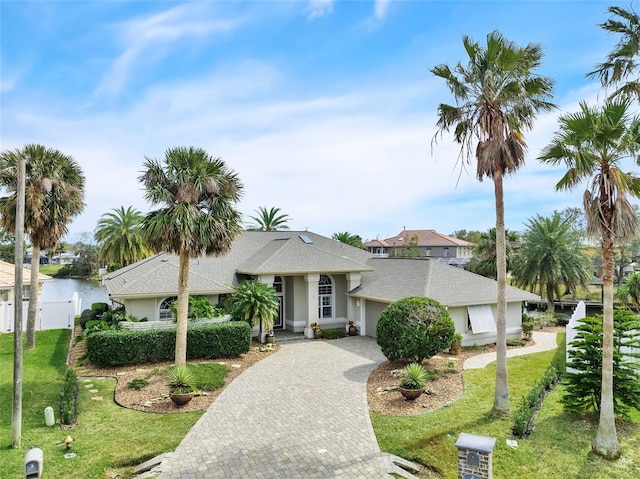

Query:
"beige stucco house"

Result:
[[104, 231, 538, 345]]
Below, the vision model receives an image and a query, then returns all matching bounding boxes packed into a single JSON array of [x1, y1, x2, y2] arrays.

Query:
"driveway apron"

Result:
[[157, 337, 395, 478]]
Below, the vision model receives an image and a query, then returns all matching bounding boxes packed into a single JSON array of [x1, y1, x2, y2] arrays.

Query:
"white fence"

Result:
[[0, 292, 81, 333], [566, 300, 640, 372]]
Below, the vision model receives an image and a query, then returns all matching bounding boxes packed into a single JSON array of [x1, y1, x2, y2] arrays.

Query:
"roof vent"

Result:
[[299, 234, 313, 244]]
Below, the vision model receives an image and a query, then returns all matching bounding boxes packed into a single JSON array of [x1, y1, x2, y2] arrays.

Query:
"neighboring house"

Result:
[[364, 228, 473, 267], [0, 260, 52, 332], [24, 247, 50, 266], [50, 251, 80, 265], [104, 231, 538, 346]]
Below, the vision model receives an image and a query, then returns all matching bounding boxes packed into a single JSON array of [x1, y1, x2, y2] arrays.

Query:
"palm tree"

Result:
[[616, 271, 640, 310], [512, 212, 592, 313], [139, 146, 243, 366], [466, 227, 519, 280], [539, 98, 640, 459], [431, 31, 555, 413], [588, 6, 640, 101], [247, 206, 290, 231], [230, 280, 279, 338], [332, 231, 365, 249], [94, 206, 150, 269], [0, 144, 85, 349]]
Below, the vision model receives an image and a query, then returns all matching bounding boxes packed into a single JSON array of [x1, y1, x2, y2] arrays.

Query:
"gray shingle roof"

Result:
[[104, 231, 373, 298], [349, 258, 539, 307]]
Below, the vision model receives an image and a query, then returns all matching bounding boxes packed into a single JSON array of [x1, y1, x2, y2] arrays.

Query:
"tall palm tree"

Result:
[[539, 98, 640, 459], [588, 6, 640, 101], [512, 212, 592, 313], [94, 206, 150, 269], [431, 31, 555, 413], [139, 147, 243, 366], [466, 227, 519, 280], [332, 231, 365, 249], [247, 206, 290, 231], [0, 144, 85, 349]]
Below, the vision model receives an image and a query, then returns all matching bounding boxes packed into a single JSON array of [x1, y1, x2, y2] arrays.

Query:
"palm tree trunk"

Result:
[[175, 250, 190, 367], [493, 170, 510, 413], [592, 232, 620, 459], [546, 283, 555, 314], [26, 244, 40, 349]]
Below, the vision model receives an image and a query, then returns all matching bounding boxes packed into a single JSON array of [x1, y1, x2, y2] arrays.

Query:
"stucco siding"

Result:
[[364, 299, 388, 338]]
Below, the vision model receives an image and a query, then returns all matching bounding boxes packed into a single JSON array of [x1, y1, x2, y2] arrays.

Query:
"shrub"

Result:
[[521, 320, 534, 340], [562, 310, 640, 416], [169, 295, 217, 322], [512, 364, 560, 438], [91, 302, 110, 314], [59, 369, 79, 425], [86, 321, 252, 367], [79, 308, 99, 330], [507, 339, 527, 347], [553, 312, 570, 326], [376, 296, 455, 362], [321, 328, 345, 340], [127, 379, 149, 390]]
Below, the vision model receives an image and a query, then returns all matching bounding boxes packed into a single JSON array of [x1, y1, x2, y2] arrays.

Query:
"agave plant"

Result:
[[168, 365, 195, 394], [400, 363, 428, 390]]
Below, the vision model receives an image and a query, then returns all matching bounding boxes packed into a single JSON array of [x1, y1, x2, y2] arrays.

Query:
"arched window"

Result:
[[159, 296, 177, 321], [318, 274, 334, 319]]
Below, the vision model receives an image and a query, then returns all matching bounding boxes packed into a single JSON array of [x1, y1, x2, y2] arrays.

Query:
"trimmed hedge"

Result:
[[59, 368, 79, 426], [86, 321, 252, 367]]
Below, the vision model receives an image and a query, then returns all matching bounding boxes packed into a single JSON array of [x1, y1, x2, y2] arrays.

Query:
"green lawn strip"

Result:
[[372, 335, 640, 479], [0, 330, 204, 479], [190, 362, 229, 391]]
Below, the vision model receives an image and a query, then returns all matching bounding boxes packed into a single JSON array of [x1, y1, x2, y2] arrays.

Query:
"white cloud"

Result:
[[93, 3, 243, 98], [374, 0, 393, 20], [307, 0, 333, 20]]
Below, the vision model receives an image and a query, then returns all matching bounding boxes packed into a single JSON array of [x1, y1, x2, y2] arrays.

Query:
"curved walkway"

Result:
[[156, 337, 408, 479], [463, 331, 558, 370]]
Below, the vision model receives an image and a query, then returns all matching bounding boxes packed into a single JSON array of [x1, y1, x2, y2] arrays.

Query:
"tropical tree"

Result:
[[0, 144, 85, 349], [229, 280, 279, 338], [466, 227, 519, 279], [538, 98, 640, 459], [512, 212, 592, 313], [332, 231, 365, 249], [432, 31, 555, 413], [589, 5, 640, 101], [139, 146, 243, 366], [94, 206, 150, 269], [247, 206, 290, 231], [616, 271, 640, 310]]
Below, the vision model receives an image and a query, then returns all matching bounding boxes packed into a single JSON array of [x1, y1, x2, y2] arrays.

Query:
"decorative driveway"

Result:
[[155, 337, 415, 478]]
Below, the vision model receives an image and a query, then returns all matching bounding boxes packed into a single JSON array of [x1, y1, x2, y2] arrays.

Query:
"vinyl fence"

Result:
[[0, 292, 81, 333]]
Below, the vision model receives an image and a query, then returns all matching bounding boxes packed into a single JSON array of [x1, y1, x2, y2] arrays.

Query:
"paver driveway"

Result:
[[157, 336, 404, 478]]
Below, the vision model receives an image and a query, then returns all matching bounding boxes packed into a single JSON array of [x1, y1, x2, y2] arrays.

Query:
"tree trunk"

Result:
[[592, 231, 620, 459], [492, 170, 510, 413], [12, 153, 26, 449], [546, 283, 555, 314], [26, 244, 40, 349], [175, 250, 190, 367]]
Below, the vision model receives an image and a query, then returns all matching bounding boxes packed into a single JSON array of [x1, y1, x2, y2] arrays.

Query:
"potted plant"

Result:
[[311, 322, 322, 339], [449, 333, 463, 355], [347, 320, 358, 336], [399, 362, 428, 401], [168, 365, 196, 406], [266, 330, 275, 344]]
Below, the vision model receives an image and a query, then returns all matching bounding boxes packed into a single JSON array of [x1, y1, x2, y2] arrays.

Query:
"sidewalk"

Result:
[[463, 331, 559, 370]]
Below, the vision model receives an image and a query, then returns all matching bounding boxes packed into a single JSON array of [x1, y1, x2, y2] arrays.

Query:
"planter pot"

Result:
[[399, 387, 423, 401], [266, 333, 275, 344], [170, 392, 194, 406], [313, 330, 323, 339], [348, 325, 357, 336], [449, 340, 461, 355]]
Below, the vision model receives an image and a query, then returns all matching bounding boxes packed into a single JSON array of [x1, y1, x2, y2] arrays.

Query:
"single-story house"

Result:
[[103, 231, 538, 345], [0, 260, 52, 332]]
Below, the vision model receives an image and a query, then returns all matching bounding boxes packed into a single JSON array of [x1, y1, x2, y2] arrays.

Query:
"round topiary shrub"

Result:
[[376, 296, 455, 362]]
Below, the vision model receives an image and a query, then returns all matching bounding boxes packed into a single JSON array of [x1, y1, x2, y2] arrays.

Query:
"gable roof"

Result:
[[349, 258, 538, 307], [0, 260, 51, 289], [364, 229, 473, 248], [104, 231, 374, 298]]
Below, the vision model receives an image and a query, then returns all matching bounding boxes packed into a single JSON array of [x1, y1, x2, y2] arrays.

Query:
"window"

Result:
[[467, 305, 496, 333], [273, 276, 283, 294], [318, 274, 333, 319], [1, 290, 8, 302], [443, 247, 449, 257], [426, 248, 432, 257], [159, 296, 177, 321], [22, 285, 30, 300]]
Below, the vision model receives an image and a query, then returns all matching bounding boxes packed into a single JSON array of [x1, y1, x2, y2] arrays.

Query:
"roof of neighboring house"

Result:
[[349, 258, 539, 307], [364, 229, 473, 248], [0, 260, 51, 289], [104, 231, 374, 298]]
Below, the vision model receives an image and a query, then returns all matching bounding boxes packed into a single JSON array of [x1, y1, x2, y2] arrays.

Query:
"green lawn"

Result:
[[371, 335, 640, 478], [0, 330, 203, 479]]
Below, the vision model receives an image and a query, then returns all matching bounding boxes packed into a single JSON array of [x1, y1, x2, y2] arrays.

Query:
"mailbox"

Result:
[[24, 447, 43, 479]]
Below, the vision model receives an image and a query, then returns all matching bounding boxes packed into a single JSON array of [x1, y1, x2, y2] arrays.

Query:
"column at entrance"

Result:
[[304, 273, 320, 338]]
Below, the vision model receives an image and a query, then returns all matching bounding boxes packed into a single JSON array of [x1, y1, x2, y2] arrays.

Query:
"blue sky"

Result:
[[0, 0, 631, 243]]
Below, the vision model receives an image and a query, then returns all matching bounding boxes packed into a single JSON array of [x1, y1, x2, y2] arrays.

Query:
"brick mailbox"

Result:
[[455, 433, 496, 479]]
